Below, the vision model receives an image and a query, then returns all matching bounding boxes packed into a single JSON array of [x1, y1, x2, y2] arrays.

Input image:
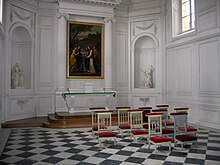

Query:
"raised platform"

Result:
[[2, 111, 118, 128]]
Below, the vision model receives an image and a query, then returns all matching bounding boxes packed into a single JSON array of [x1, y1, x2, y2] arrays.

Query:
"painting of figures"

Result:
[[67, 21, 104, 79]]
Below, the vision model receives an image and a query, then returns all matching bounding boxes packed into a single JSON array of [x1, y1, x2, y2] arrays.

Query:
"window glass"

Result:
[[0, 0, 2, 23], [172, 0, 195, 37]]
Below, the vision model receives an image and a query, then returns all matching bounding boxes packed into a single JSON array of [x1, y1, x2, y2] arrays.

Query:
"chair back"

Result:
[[90, 107, 107, 126], [138, 107, 152, 123], [171, 112, 188, 135], [97, 110, 113, 133], [129, 110, 143, 130], [147, 112, 163, 136], [116, 106, 130, 126]]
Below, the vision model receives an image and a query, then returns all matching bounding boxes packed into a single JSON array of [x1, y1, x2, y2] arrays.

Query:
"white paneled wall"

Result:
[[166, 0, 220, 129], [0, 38, 3, 125]]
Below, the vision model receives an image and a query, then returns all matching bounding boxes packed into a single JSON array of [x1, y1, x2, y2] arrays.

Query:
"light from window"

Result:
[[172, 0, 195, 37], [0, 0, 2, 23]]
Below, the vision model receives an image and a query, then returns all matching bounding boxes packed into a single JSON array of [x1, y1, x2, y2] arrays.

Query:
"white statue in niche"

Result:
[[11, 63, 24, 89], [140, 65, 155, 88]]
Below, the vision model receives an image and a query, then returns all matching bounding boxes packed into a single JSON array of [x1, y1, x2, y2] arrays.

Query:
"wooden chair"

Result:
[[155, 104, 174, 128], [116, 106, 131, 137], [129, 109, 148, 142], [171, 112, 197, 149], [138, 106, 152, 129], [147, 112, 172, 151], [96, 110, 117, 147], [174, 107, 197, 134], [90, 107, 107, 138]]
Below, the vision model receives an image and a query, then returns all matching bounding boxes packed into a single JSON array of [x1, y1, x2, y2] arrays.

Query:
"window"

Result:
[[0, 0, 2, 23], [172, 0, 195, 37]]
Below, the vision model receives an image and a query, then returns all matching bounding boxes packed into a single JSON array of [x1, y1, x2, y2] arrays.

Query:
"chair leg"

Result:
[[114, 139, 116, 146], [148, 140, 151, 149], [169, 144, 171, 151], [99, 139, 101, 147]]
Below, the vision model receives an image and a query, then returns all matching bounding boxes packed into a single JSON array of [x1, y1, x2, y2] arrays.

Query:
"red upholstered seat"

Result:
[[163, 121, 174, 126], [131, 129, 148, 135], [176, 134, 197, 142], [156, 104, 169, 108], [179, 126, 197, 132], [99, 132, 117, 137], [119, 125, 131, 129], [162, 128, 174, 134], [92, 125, 106, 131], [150, 136, 172, 143]]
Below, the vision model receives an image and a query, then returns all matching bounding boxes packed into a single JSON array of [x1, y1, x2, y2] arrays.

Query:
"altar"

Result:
[[55, 91, 117, 113]]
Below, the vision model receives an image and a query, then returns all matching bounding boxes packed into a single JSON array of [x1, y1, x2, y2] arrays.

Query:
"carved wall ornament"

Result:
[[17, 99, 29, 110], [10, 9, 13, 23], [70, 0, 121, 6], [104, 17, 116, 23], [139, 97, 150, 106], [13, 9, 31, 21], [173, 0, 179, 10], [133, 21, 157, 37], [57, 12, 70, 19], [31, 16, 34, 29]]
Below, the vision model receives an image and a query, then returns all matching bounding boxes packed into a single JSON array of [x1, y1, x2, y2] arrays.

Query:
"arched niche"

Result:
[[133, 35, 156, 89], [10, 26, 32, 89]]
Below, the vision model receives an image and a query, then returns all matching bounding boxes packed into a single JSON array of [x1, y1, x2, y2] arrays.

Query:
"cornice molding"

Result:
[[59, 0, 121, 7]]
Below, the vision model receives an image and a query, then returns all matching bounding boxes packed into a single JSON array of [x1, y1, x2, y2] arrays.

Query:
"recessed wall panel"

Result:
[[39, 28, 52, 84], [176, 46, 192, 95], [199, 40, 220, 93]]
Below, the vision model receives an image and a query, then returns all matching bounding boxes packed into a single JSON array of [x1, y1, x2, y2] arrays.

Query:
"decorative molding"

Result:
[[13, 9, 31, 21], [31, 16, 34, 29], [139, 97, 150, 106], [104, 17, 116, 23], [17, 99, 29, 110], [67, 0, 121, 7], [133, 21, 157, 36], [56, 12, 70, 19], [10, 9, 13, 23]]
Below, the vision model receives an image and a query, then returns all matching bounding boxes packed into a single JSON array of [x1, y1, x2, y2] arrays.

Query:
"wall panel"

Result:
[[198, 40, 220, 94], [176, 46, 193, 96]]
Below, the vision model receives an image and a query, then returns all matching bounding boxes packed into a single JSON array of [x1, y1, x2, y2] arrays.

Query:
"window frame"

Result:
[[172, 0, 196, 38], [0, 0, 5, 39], [0, 0, 2, 24]]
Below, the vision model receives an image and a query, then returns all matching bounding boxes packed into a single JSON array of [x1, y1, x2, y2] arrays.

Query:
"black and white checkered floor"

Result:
[[0, 127, 220, 165]]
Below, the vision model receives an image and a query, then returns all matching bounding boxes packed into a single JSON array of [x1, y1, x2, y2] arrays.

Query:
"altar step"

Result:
[[43, 112, 118, 128]]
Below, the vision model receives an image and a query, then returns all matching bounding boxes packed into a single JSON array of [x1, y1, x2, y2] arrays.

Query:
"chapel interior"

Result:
[[0, 0, 220, 164]]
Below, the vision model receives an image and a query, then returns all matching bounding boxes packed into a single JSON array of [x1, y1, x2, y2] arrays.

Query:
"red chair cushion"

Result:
[[163, 121, 174, 126], [99, 132, 116, 137], [150, 136, 172, 143], [92, 125, 106, 131], [119, 125, 130, 129], [179, 126, 197, 132], [174, 107, 189, 111], [131, 129, 148, 135], [156, 104, 169, 107], [176, 134, 197, 142], [162, 128, 174, 134]]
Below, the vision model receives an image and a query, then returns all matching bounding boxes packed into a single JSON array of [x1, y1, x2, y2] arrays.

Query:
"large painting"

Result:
[[67, 21, 104, 79]]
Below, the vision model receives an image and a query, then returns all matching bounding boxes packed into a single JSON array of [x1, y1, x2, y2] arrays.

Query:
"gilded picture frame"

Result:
[[67, 21, 104, 79]]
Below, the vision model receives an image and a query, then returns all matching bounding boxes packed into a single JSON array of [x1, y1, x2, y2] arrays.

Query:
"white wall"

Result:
[[165, 0, 220, 129], [0, 4, 5, 125], [0, 38, 3, 126], [113, 0, 165, 108], [1, 0, 119, 121]]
